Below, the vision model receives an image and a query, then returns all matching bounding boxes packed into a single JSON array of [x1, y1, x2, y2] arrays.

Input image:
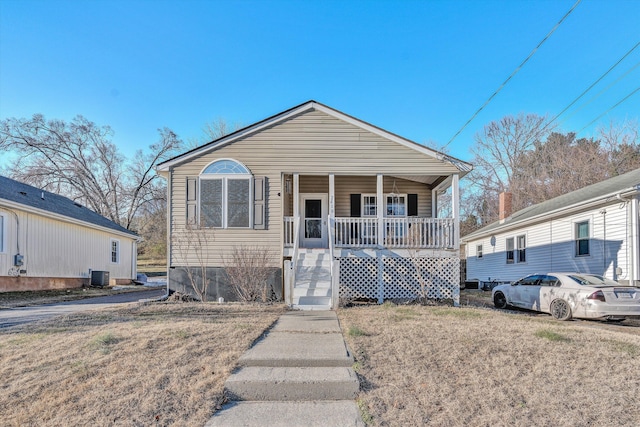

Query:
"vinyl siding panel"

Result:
[[466, 201, 633, 283], [0, 207, 136, 280], [169, 109, 449, 266]]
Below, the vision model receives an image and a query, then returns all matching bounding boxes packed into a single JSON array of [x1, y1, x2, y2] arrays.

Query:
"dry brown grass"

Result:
[[0, 302, 285, 426], [339, 303, 640, 426]]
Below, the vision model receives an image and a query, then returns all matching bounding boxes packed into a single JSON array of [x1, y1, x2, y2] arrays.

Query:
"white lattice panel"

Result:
[[339, 257, 379, 300], [338, 255, 460, 303], [383, 257, 459, 300]]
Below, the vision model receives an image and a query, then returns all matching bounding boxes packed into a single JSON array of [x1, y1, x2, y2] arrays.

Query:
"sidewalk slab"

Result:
[[271, 310, 342, 333], [226, 366, 359, 401], [205, 401, 365, 427], [238, 332, 353, 367]]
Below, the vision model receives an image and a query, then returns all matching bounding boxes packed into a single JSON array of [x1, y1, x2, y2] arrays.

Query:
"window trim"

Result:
[[110, 238, 120, 264], [199, 159, 253, 229], [477, 244, 483, 259], [575, 220, 590, 257]]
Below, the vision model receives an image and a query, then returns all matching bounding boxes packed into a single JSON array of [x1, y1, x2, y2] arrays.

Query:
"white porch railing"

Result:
[[284, 216, 455, 249], [284, 216, 295, 247]]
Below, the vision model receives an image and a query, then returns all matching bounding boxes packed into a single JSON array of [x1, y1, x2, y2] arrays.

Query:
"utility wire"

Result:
[[559, 60, 640, 126], [577, 86, 640, 135], [444, 0, 582, 148], [547, 41, 640, 128]]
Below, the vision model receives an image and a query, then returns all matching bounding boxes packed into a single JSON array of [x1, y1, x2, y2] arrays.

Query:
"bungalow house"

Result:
[[463, 168, 640, 288], [157, 100, 472, 309], [0, 175, 139, 292]]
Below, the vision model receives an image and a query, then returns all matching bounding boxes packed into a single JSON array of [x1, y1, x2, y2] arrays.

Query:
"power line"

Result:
[[559, 60, 640, 126], [444, 0, 582, 148], [577, 86, 640, 135], [547, 41, 640, 128]]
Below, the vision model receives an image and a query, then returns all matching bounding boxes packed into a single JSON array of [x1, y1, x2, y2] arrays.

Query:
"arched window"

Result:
[[200, 159, 252, 228]]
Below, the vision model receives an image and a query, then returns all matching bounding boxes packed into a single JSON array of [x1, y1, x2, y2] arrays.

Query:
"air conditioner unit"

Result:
[[90, 271, 110, 287]]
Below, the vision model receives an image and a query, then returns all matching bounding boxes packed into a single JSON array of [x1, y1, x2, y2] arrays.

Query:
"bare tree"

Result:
[[171, 224, 215, 301], [222, 245, 276, 302], [0, 114, 181, 230], [464, 113, 553, 227]]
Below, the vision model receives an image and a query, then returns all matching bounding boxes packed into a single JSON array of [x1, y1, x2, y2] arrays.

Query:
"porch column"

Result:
[[328, 173, 335, 217], [631, 197, 639, 284], [377, 174, 384, 247], [452, 173, 460, 250], [293, 173, 300, 220]]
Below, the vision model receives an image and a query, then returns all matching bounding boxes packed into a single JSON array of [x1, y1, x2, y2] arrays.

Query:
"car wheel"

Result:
[[550, 299, 572, 321], [493, 292, 508, 309]]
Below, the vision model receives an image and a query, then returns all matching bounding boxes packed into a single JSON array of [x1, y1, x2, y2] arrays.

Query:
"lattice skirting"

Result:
[[339, 255, 460, 303]]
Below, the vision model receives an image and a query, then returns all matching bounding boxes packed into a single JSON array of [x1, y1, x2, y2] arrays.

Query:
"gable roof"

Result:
[[0, 175, 137, 238], [157, 100, 472, 174], [463, 168, 640, 241]]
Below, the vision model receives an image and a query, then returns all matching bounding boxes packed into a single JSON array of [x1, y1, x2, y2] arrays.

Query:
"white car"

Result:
[[492, 273, 640, 321]]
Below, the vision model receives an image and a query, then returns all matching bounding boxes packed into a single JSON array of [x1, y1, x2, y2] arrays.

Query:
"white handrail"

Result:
[[290, 216, 301, 306]]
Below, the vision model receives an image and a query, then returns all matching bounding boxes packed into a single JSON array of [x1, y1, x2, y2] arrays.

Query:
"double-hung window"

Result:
[[517, 235, 526, 263], [477, 244, 483, 259], [575, 220, 590, 256], [111, 239, 120, 264], [506, 237, 515, 264], [200, 159, 252, 228], [0, 213, 5, 253]]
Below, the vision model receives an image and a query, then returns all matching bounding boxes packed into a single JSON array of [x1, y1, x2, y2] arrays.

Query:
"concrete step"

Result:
[[225, 366, 359, 401], [293, 287, 331, 297], [239, 332, 354, 367], [205, 401, 365, 427], [296, 296, 332, 306], [293, 303, 333, 311]]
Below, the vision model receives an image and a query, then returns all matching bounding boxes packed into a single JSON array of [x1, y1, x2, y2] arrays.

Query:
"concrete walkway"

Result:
[[206, 310, 364, 426]]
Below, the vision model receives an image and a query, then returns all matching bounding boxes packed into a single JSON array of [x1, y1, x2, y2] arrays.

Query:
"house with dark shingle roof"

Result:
[[0, 175, 139, 292], [462, 168, 640, 288]]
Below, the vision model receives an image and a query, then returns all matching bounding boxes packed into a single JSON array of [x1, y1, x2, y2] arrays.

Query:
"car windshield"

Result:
[[568, 274, 620, 287]]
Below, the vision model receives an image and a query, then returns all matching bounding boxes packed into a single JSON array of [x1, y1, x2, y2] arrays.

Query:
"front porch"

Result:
[[281, 173, 461, 310]]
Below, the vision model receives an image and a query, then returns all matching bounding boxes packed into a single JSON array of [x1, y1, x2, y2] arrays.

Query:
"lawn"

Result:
[[0, 302, 285, 427], [338, 303, 640, 426], [0, 286, 157, 309]]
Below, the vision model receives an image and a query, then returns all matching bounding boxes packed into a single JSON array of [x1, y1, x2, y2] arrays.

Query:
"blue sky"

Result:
[[1, 0, 638, 163]]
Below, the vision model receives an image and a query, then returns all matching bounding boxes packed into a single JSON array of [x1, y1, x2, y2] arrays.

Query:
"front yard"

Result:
[[338, 303, 640, 426], [0, 303, 285, 427], [2, 297, 640, 426]]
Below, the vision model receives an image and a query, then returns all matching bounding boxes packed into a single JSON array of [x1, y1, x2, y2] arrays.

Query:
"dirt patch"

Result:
[[338, 303, 640, 426], [0, 302, 286, 426]]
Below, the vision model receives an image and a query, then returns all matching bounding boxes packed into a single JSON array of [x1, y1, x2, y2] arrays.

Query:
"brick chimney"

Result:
[[499, 192, 512, 221]]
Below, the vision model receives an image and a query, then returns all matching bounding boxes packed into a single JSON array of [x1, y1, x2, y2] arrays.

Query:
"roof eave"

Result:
[[462, 186, 639, 242], [0, 198, 139, 240]]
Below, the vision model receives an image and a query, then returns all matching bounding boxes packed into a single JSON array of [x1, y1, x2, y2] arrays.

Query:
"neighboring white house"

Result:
[[0, 175, 139, 292], [157, 100, 472, 309], [463, 168, 640, 288]]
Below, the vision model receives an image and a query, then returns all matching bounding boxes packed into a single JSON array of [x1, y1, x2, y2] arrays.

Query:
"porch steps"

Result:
[[293, 249, 333, 310]]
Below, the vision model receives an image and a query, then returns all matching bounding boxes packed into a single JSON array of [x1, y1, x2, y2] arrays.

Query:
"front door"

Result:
[[300, 194, 328, 248]]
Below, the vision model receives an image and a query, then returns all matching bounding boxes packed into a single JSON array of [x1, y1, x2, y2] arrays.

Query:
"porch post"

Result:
[[377, 174, 384, 247], [293, 173, 300, 221], [452, 173, 460, 250], [328, 173, 335, 217]]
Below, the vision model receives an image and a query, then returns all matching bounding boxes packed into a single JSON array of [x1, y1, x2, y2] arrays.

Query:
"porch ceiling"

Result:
[[390, 175, 447, 187]]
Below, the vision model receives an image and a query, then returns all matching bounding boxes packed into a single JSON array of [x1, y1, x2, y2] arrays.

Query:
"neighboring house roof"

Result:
[[156, 100, 473, 175], [463, 168, 640, 241], [0, 175, 137, 238]]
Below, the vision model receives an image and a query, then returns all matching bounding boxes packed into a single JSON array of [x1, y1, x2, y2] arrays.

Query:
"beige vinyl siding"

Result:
[[169, 109, 452, 265], [0, 207, 135, 279]]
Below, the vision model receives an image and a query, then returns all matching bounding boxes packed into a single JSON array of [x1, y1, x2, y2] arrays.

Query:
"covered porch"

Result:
[[282, 172, 460, 252], [281, 172, 461, 309]]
